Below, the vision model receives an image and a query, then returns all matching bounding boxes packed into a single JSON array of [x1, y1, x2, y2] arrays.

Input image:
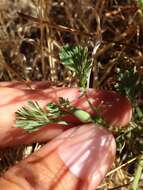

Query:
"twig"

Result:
[[106, 157, 137, 177], [17, 12, 96, 37], [130, 154, 143, 190]]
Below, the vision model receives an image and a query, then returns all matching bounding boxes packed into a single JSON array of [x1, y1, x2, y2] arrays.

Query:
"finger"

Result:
[[0, 86, 132, 148], [0, 81, 51, 89], [0, 124, 116, 190]]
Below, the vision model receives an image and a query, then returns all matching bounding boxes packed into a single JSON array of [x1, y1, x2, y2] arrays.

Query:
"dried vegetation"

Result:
[[0, 0, 143, 189]]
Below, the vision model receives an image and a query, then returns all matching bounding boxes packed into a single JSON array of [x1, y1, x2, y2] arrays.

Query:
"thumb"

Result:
[[0, 123, 116, 190]]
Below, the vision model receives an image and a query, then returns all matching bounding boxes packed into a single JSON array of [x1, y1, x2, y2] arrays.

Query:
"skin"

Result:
[[0, 81, 132, 190], [0, 82, 132, 148], [0, 81, 52, 90], [0, 124, 116, 190]]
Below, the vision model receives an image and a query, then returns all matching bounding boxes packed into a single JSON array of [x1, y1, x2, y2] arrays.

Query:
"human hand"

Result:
[[0, 81, 132, 190]]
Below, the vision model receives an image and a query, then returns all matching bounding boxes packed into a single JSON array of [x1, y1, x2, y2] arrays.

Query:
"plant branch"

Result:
[[130, 154, 143, 190]]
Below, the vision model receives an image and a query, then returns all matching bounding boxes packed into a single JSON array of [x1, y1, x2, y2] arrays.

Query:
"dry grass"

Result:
[[0, 0, 143, 189]]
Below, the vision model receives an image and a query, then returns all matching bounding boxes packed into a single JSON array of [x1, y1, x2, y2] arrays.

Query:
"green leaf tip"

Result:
[[59, 45, 92, 88]]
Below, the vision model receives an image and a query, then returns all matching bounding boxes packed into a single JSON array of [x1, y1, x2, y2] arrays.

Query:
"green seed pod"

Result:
[[73, 109, 92, 123]]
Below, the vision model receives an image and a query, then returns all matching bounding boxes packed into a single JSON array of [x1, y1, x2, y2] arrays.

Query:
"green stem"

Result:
[[130, 154, 143, 190]]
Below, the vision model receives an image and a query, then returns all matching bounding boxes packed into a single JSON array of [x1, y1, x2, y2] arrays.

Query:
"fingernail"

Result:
[[58, 124, 116, 189]]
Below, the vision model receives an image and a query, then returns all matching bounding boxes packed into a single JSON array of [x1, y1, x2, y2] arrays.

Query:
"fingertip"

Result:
[[97, 90, 132, 127], [0, 124, 116, 190]]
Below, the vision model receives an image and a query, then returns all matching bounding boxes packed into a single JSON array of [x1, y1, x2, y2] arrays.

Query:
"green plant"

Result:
[[138, 0, 143, 10], [114, 66, 143, 190], [114, 66, 143, 121], [59, 45, 92, 88], [16, 97, 93, 132]]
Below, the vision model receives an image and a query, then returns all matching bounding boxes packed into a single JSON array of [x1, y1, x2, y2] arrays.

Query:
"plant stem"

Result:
[[130, 154, 143, 190]]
